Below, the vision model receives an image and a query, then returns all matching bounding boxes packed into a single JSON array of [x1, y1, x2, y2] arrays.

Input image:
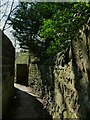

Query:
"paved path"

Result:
[[3, 83, 52, 120]]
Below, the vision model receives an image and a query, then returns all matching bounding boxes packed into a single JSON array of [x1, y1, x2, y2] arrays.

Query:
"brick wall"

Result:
[[1, 30, 15, 117]]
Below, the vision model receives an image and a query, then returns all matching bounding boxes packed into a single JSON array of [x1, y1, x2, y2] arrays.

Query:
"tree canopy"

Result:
[[9, 2, 90, 56]]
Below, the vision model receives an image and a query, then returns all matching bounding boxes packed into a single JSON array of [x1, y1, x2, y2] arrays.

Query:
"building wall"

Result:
[[1, 30, 15, 117], [0, 30, 2, 119]]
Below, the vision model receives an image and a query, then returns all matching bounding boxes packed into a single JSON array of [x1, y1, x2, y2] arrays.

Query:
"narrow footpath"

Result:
[[3, 83, 52, 120]]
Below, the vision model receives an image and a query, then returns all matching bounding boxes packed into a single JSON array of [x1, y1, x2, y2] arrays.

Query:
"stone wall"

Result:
[[29, 56, 54, 102], [2, 31, 15, 117], [53, 24, 90, 119], [28, 24, 90, 119]]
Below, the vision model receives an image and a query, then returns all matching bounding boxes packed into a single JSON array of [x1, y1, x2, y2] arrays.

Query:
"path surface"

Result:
[[3, 83, 52, 120]]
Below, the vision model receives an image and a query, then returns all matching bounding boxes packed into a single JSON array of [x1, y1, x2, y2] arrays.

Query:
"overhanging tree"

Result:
[[38, 2, 90, 56], [9, 2, 90, 56], [9, 2, 60, 55]]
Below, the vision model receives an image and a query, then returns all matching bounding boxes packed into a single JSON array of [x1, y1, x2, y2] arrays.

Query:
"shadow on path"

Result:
[[3, 85, 52, 120]]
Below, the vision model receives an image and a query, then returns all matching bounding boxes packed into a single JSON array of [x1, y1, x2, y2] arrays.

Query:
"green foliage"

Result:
[[9, 2, 90, 56], [38, 2, 90, 56], [39, 19, 55, 39]]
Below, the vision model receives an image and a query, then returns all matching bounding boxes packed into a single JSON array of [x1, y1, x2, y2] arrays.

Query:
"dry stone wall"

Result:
[[28, 24, 90, 119], [29, 56, 54, 102], [53, 24, 90, 119], [1, 31, 15, 117]]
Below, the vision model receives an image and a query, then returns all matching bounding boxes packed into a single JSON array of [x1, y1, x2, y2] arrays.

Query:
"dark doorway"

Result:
[[16, 64, 28, 86]]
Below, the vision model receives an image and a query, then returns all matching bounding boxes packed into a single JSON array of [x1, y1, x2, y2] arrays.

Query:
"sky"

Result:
[[0, 0, 35, 52], [0, 0, 20, 52]]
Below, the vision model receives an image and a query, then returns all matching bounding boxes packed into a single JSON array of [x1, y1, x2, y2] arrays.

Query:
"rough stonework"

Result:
[[28, 23, 90, 119], [53, 24, 90, 119]]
